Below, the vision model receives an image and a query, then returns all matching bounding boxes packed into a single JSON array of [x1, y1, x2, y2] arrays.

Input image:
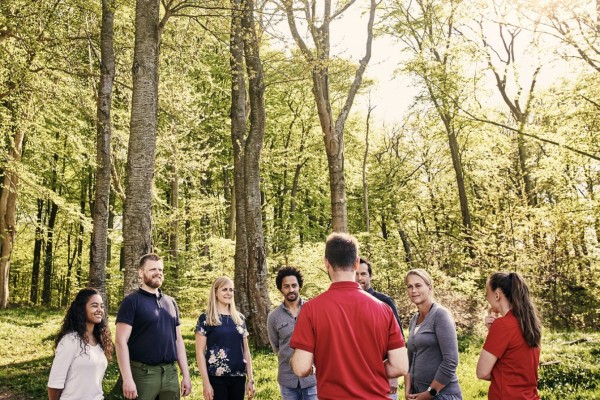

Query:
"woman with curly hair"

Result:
[[195, 276, 255, 400], [48, 288, 113, 400]]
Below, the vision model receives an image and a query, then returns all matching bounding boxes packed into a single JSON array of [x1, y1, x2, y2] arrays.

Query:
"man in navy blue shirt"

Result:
[[115, 253, 192, 399], [356, 257, 405, 399]]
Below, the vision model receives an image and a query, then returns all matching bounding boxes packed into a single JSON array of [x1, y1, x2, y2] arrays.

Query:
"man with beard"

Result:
[[356, 257, 405, 399], [115, 253, 192, 400], [267, 267, 317, 400]]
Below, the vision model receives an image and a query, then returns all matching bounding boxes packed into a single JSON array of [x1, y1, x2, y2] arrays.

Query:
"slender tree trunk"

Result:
[[241, 0, 269, 346], [363, 105, 373, 233], [41, 132, 62, 307], [122, 0, 162, 294], [223, 167, 235, 240], [169, 155, 179, 280], [231, 0, 250, 316], [446, 126, 471, 231], [30, 199, 44, 304], [41, 200, 58, 306], [90, 0, 115, 301], [231, 0, 270, 346], [0, 120, 25, 309], [284, 0, 377, 233]]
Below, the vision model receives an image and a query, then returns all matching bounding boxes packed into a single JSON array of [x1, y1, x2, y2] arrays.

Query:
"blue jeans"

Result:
[[280, 384, 318, 400]]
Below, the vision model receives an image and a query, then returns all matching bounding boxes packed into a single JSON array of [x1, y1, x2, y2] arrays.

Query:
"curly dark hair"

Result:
[[55, 288, 113, 360], [275, 266, 304, 291]]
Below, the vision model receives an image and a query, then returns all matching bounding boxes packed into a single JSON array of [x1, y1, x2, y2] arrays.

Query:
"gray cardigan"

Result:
[[407, 303, 462, 395]]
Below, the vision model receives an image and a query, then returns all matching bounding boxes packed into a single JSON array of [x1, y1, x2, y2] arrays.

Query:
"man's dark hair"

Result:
[[325, 233, 359, 270], [138, 253, 161, 269], [275, 266, 304, 291], [359, 257, 372, 276]]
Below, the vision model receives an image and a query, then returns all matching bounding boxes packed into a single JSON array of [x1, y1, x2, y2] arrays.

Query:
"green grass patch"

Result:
[[1, 307, 599, 399]]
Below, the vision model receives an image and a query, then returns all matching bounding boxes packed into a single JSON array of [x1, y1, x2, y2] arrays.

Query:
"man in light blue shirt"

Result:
[[267, 267, 317, 400]]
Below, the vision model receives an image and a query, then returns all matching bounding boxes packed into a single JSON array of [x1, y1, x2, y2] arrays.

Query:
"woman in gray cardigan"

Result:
[[404, 269, 462, 400]]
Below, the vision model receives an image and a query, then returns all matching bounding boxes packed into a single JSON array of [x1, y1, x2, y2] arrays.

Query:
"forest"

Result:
[[1, 0, 599, 349]]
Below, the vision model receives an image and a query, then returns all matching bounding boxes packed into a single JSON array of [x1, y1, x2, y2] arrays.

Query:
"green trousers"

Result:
[[130, 360, 180, 400]]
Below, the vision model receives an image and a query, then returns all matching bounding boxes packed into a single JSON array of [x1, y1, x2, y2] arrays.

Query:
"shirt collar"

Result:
[[328, 281, 361, 290], [138, 287, 163, 299]]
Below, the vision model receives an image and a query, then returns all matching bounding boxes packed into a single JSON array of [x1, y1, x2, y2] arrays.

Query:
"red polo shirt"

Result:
[[290, 281, 405, 400], [483, 309, 540, 399]]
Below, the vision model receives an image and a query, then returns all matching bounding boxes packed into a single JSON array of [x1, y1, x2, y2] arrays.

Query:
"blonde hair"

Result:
[[405, 268, 435, 300], [205, 276, 244, 326]]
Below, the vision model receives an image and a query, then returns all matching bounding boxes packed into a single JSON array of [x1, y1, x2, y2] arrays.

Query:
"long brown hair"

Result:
[[55, 288, 113, 360], [488, 272, 541, 347]]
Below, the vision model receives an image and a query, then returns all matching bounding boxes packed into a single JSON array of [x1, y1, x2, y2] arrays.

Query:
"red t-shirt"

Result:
[[483, 309, 540, 400], [290, 281, 405, 400]]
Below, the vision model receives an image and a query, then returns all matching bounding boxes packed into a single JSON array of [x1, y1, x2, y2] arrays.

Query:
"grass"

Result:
[[1, 307, 599, 399]]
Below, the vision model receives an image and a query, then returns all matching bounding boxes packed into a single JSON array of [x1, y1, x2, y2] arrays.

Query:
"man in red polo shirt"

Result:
[[290, 232, 408, 400]]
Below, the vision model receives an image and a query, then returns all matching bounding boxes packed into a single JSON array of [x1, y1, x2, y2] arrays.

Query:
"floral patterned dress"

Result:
[[195, 313, 249, 377]]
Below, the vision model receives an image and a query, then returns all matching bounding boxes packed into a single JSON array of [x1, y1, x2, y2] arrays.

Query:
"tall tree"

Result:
[[0, 103, 25, 308], [282, 0, 377, 232], [122, 0, 165, 293], [90, 0, 116, 301], [384, 0, 474, 256], [230, 0, 270, 346], [478, 9, 541, 207]]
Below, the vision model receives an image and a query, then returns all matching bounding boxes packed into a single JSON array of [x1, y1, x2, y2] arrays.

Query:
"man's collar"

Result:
[[138, 287, 163, 298], [329, 281, 361, 289]]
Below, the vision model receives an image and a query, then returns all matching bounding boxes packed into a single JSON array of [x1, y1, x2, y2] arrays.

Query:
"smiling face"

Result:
[[139, 259, 164, 289], [280, 275, 300, 303], [216, 279, 234, 308], [406, 274, 432, 306], [355, 262, 372, 291], [85, 294, 104, 325]]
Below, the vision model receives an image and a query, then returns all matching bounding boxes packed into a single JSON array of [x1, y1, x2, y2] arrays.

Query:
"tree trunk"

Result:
[[284, 0, 377, 233], [363, 105, 373, 233], [41, 199, 58, 306], [241, 0, 269, 346], [41, 131, 62, 307], [90, 0, 115, 302], [231, 0, 250, 317], [231, 0, 270, 347], [0, 124, 25, 309], [446, 127, 472, 231], [30, 199, 44, 304], [122, 0, 162, 294], [169, 156, 179, 280]]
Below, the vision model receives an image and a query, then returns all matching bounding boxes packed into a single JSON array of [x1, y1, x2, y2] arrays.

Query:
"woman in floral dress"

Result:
[[196, 276, 255, 400]]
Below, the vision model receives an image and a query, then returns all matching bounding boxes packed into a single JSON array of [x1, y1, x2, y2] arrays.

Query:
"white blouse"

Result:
[[48, 332, 107, 400]]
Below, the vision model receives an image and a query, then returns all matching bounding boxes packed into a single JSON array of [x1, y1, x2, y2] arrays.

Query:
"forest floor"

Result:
[[1, 307, 599, 399], [0, 390, 33, 400]]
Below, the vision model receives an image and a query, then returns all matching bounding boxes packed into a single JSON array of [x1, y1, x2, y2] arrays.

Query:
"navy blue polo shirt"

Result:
[[116, 288, 180, 365], [367, 287, 406, 342]]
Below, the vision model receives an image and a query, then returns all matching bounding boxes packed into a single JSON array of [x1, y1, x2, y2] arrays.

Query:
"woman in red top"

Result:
[[476, 272, 542, 400]]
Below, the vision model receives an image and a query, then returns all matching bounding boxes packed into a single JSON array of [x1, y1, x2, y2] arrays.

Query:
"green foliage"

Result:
[[538, 332, 600, 399]]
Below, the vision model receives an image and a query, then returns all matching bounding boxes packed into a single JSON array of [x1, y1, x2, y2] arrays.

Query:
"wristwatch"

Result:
[[427, 386, 438, 397]]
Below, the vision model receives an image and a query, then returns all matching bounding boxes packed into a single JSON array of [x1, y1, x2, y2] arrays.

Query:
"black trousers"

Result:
[[208, 375, 246, 400]]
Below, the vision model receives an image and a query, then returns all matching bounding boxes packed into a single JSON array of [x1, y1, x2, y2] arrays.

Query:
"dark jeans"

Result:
[[208, 375, 246, 400]]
